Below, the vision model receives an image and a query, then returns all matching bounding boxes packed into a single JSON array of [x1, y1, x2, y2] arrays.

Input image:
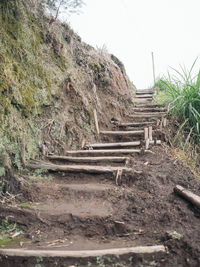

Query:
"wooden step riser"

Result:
[[85, 141, 141, 149], [86, 140, 161, 150], [64, 149, 152, 156], [100, 130, 144, 136], [129, 114, 167, 119], [47, 156, 129, 164], [136, 91, 154, 95], [133, 108, 167, 112], [27, 163, 133, 174], [0, 245, 166, 258], [135, 94, 154, 98], [115, 121, 157, 128], [135, 103, 165, 107]]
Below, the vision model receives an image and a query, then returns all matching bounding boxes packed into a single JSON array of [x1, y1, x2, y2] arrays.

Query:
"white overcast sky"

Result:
[[66, 0, 200, 88]]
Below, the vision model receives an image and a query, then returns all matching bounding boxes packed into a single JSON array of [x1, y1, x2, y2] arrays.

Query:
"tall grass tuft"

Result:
[[157, 60, 200, 145]]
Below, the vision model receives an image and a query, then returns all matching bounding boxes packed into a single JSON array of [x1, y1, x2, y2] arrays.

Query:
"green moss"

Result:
[[0, 237, 26, 248], [18, 202, 35, 208]]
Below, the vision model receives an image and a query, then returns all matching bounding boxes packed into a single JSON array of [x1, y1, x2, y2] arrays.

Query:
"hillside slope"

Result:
[[0, 1, 135, 174]]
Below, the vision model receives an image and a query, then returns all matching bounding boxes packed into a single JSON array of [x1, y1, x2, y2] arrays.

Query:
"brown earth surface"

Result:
[[0, 145, 200, 267]]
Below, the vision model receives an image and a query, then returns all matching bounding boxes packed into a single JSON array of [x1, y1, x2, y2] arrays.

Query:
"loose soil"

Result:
[[0, 145, 200, 266]]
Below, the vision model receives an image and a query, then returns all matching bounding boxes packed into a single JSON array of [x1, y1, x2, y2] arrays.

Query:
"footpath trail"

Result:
[[1, 89, 200, 267]]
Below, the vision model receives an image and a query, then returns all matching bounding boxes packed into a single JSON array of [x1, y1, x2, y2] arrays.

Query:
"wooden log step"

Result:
[[27, 162, 132, 174], [116, 121, 157, 128], [47, 155, 129, 163], [64, 149, 151, 156], [100, 130, 144, 136], [85, 141, 141, 149], [133, 107, 167, 112], [135, 103, 165, 108], [135, 94, 154, 98], [86, 140, 161, 149], [136, 90, 154, 95], [129, 113, 167, 119], [0, 245, 166, 258]]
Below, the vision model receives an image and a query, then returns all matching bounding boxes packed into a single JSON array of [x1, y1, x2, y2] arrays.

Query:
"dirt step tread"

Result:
[[0, 245, 166, 257]]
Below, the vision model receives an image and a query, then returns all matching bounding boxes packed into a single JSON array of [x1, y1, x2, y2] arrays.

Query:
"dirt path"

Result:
[[0, 90, 200, 267]]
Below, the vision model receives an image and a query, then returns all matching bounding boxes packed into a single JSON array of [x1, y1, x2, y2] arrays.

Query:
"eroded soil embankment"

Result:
[[0, 146, 200, 266]]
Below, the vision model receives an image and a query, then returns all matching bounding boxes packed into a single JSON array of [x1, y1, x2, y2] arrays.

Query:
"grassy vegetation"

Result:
[[0, 217, 24, 248], [155, 61, 200, 173]]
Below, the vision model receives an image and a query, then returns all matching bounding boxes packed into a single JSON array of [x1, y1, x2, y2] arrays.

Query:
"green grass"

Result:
[[156, 60, 200, 145]]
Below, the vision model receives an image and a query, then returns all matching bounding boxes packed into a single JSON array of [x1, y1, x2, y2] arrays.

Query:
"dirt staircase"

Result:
[[1, 89, 171, 266]]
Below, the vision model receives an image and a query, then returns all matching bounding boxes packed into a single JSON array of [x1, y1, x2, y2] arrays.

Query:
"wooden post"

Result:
[[151, 52, 156, 88], [144, 127, 149, 150], [144, 128, 148, 141], [115, 169, 123, 186], [149, 126, 153, 141], [93, 109, 100, 135]]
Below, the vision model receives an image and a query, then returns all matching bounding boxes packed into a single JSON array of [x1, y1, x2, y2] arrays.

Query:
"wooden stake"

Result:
[[145, 139, 150, 150], [174, 185, 200, 209], [144, 128, 148, 141], [115, 169, 123, 186], [93, 109, 99, 135], [149, 126, 153, 141]]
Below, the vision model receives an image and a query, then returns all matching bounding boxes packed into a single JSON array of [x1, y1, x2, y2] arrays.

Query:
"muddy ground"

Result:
[[0, 145, 200, 267]]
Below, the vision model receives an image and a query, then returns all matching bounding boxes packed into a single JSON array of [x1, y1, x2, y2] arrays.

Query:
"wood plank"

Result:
[[27, 163, 132, 174], [174, 185, 200, 209], [47, 155, 129, 163], [0, 245, 166, 258], [100, 130, 144, 135], [85, 141, 141, 149]]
